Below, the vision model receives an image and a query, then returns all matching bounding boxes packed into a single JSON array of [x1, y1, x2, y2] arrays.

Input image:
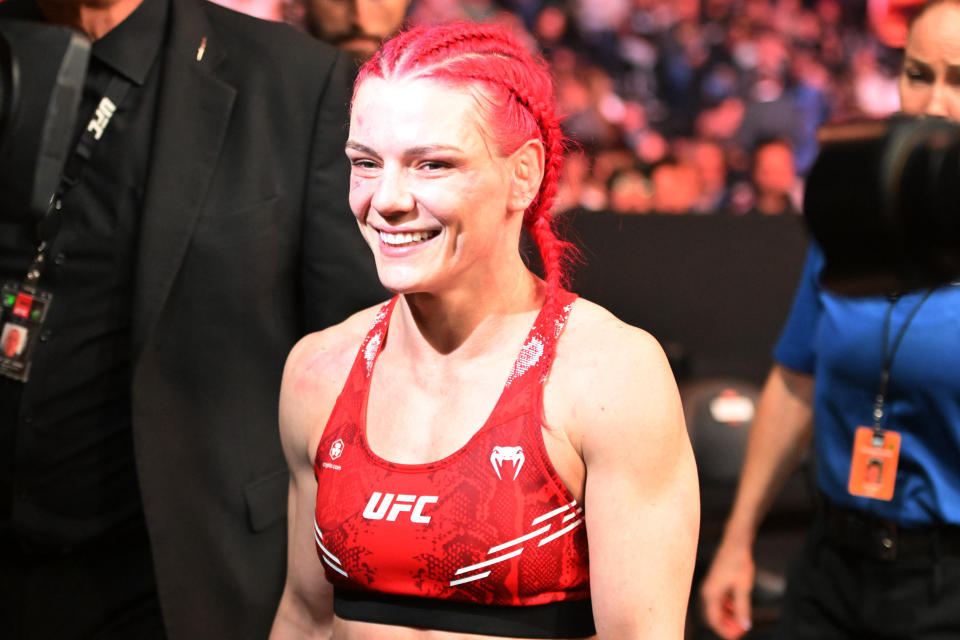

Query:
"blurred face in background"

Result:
[[754, 31, 788, 79], [608, 168, 653, 214], [898, 1, 960, 120], [752, 141, 795, 195], [306, 0, 411, 63], [535, 5, 567, 43], [692, 140, 726, 194], [652, 162, 700, 214], [672, 0, 700, 22]]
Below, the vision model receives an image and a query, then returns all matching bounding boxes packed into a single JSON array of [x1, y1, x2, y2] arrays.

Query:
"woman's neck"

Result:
[[394, 265, 545, 360], [37, 0, 145, 40]]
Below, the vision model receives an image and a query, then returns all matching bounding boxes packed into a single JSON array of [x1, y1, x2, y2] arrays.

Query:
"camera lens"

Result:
[[805, 116, 960, 294]]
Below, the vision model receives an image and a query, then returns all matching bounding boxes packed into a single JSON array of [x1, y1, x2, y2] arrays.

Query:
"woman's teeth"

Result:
[[380, 230, 438, 246]]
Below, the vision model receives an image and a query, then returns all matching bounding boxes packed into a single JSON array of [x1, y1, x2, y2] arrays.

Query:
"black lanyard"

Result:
[[21, 74, 134, 294], [870, 289, 934, 438]]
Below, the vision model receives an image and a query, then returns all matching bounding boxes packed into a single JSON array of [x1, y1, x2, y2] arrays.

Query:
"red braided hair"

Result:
[[355, 22, 577, 299]]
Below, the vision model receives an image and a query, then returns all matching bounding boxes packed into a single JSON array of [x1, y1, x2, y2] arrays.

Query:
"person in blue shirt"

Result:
[[701, 2, 960, 638]]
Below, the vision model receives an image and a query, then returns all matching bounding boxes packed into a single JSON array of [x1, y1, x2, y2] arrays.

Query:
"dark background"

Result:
[[566, 211, 809, 385]]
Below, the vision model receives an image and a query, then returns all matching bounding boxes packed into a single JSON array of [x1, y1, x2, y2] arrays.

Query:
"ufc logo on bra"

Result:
[[362, 492, 438, 524]]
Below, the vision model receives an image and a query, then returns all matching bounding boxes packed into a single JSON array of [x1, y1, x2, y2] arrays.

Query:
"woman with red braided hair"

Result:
[[271, 21, 699, 640]]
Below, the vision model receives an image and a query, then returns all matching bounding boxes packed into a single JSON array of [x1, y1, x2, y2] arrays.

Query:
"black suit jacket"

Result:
[[4, 0, 385, 637], [131, 2, 386, 637]]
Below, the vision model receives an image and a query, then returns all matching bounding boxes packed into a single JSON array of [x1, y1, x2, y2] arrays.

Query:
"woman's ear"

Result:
[[507, 139, 546, 214]]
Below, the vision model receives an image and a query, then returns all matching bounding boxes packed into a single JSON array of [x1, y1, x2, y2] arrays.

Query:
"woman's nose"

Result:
[[371, 165, 415, 216]]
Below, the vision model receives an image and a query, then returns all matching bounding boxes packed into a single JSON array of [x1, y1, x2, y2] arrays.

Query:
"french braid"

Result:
[[356, 22, 578, 303]]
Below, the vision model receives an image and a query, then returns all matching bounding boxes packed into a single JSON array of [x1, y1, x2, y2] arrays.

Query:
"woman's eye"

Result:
[[420, 160, 450, 171], [904, 68, 929, 83], [351, 158, 379, 169]]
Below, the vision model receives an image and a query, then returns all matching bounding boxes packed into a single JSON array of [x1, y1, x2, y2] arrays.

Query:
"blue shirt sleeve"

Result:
[[773, 243, 825, 374]]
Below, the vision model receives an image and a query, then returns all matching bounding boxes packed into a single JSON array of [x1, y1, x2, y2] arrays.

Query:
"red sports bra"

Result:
[[313, 291, 594, 638]]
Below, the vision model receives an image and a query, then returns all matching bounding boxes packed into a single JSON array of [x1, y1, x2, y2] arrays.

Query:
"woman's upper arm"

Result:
[[271, 329, 354, 638], [572, 322, 699, 638]]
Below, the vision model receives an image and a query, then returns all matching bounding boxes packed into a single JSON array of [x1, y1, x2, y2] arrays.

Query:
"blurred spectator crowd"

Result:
[[217, 0, 905, 216]]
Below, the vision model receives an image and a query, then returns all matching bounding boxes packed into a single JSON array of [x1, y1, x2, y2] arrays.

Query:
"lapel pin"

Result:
[[197, 37, 208, 62]]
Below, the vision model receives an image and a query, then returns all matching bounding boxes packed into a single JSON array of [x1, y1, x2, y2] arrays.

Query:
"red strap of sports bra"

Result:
[[504, 289, 578, 388], [351, 296, 399, 380], [539, 289, 578, 355]]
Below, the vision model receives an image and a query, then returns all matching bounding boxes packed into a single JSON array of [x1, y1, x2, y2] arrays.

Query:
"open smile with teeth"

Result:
[[379, 230, 440, 246]]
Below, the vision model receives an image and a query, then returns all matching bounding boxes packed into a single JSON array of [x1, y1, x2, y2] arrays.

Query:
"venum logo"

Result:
[[490, 446, 525, 480], [362, 492, 438, 524], [329, 439, 344, 460]]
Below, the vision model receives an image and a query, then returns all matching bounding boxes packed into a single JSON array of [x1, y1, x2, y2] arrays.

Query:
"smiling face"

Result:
[[899, 1, 960, 121], [347, 77, 537, 296]]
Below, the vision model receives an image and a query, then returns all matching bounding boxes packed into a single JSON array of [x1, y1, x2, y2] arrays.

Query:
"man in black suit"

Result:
[[0, 0, 385, 637]]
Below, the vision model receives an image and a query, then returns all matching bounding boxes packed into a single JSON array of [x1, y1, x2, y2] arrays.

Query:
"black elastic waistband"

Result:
[[334, 588, 596, 638]]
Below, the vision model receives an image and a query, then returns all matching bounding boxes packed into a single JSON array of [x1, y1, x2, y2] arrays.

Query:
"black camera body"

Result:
[[805, 116, 960, 295], [0, 19, 89, 222]]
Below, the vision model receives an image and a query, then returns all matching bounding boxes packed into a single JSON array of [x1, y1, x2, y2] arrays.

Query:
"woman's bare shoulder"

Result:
[[286, 304, 386, 390], [280, 303, 387, 452], [549, 297, 679, 435], [558, 297, 668, 373]]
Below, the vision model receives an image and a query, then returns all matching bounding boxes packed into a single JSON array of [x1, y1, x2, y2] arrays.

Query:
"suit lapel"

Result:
[[133, 0, 234, 355]]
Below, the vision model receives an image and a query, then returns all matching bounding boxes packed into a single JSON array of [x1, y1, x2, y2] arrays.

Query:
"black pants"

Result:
[[0, 522, 165, 640], [776, 512, 960, 639]]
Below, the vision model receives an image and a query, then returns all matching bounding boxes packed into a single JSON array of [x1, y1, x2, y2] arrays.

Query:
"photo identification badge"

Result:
[[0, 281, 52, 383], [847, 426, 901, 501]]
